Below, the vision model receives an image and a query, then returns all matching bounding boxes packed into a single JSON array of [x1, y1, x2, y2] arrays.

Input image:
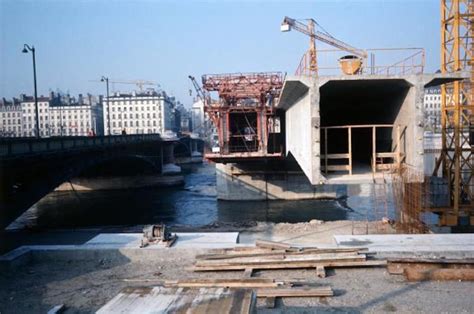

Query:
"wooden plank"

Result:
[[372, 126, 376, 174], [196, 250, 287, 260], [376, 163, 396, 170], [404, 268, 474, 281], [255, 239, 292, 250], [388, 258, 474, 264], [191, 259, 387, 272], [97, 287, 256, 314], [256, 287, 334, 298], [348, 127, 352, 175], [316, 266, 326, 278], [243, 268, 254, 278], [163, 278, 282, 288], [387, 259, 474, 275], [195, 253, 366, 267], [321, 165, 350, 171], [320, 153, 350, 159], [325, 128, 328, 175], [197, 247, 369, 260], [376, 152, 397, 158]]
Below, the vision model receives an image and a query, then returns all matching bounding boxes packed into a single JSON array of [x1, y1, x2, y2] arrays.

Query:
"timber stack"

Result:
[[191, 239, 387, 278]]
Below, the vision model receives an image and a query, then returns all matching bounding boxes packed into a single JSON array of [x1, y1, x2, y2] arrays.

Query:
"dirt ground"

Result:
[[0, 221, 472, 313]]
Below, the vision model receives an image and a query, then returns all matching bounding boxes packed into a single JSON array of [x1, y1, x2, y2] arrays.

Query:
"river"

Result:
[[8, 162, 379, 230]]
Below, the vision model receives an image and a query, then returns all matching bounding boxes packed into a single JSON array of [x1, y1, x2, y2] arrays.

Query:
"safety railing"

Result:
[[0, 134, 162, 157], [295, 48, 425, 77], [320, 124, 405, 175]]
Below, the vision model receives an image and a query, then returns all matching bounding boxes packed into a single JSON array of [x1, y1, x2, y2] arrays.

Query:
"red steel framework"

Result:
[[202, 72, 284, 161]]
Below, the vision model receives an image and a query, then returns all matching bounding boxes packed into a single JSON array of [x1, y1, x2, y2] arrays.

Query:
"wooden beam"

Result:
[[191, 259, 387, 272], [255, 239, 292, 250], [256, 287, 334, 298], [404, 268, 474, 281]]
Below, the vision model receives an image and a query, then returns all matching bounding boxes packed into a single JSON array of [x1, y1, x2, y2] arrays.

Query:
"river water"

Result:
[[9, 162, 373, 230]]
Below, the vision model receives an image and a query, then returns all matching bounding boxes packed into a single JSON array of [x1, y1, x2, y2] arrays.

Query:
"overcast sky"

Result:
[[1, 0, 439, 107]]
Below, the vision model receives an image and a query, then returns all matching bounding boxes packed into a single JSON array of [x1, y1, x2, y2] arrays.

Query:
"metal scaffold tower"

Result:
[[434, 0, 474, 225]]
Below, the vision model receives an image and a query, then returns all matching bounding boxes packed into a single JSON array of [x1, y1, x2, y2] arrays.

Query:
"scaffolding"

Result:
[[202, 72, 285, 162]]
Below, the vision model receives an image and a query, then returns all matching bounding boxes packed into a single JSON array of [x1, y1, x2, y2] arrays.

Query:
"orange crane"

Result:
[[281, 16, 367, 76]]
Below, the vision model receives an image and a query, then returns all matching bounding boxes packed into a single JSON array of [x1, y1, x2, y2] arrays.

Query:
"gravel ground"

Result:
[[0, 221, 472, 313], [1, 249, 473, 313]]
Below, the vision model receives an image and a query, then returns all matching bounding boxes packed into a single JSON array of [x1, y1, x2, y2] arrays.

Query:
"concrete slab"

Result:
[[334, 234, 474, 253], [86, 232, 240, 249]]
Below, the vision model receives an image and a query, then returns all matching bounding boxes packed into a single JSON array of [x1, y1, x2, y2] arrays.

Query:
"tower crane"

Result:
[[89, 79, 157, 92], [281, 16, 367, 76], [109, 80, 157, 92]]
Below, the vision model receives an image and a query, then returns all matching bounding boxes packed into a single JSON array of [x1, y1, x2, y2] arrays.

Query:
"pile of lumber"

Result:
[[388, 258, 474, 281], [191, 239, 386, 277]]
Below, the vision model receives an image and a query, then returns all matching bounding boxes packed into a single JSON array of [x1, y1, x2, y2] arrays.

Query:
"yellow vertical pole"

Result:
[[453, 0, 461, 213]]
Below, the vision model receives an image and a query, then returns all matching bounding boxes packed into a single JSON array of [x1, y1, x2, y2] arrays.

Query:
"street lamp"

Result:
[[101, 76, 111, 135], [22, 44, 40, 138]]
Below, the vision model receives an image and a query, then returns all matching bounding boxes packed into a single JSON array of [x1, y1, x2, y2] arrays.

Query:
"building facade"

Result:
[[0, 93, 103, 138], [424, 86, 442, 132], [102, 90, 176, 135], [0, 98, 23, 137]]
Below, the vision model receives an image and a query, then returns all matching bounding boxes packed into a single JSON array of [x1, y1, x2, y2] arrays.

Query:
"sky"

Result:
[[0, 0, 440, 107]]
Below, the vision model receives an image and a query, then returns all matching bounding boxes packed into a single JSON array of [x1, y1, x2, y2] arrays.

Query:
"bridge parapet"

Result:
[[0, 134, 162, 157]]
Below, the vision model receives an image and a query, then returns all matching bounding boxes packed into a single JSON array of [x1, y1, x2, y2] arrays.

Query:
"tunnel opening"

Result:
[[320, 79, 411, 176]]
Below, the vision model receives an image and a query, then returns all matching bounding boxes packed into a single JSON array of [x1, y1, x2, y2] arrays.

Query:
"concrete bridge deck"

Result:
[[0, 135, 204, 230]]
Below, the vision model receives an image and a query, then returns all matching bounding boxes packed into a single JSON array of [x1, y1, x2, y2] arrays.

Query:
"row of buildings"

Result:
[[0, 89, 204, 138]]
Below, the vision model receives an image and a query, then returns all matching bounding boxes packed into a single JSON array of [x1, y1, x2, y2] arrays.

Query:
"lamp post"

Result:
[[22, 44, 40, 138], [101, 76, 111, 135]]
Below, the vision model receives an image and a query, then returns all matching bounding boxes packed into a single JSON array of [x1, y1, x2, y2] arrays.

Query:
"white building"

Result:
[[424, 87, 442, 132], [0, 93, 103, 138], [191, 99, 205, 137], [19, 95, 52, 137], [102, 90, 175, 135], [0, 98, 23, 137]]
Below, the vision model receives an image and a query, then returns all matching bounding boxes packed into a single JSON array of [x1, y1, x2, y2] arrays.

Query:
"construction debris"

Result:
[[191, 240, 385, 274], [140, 224, 177, 248]]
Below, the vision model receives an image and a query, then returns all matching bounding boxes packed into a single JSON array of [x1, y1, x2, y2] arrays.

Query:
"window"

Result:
[[124, 121, 128, 127], [130, 121, 134, 127], [113, 122, 116, 127]]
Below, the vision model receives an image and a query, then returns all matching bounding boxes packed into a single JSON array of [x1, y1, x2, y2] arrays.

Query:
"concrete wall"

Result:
[[393, 75, 424, 169]]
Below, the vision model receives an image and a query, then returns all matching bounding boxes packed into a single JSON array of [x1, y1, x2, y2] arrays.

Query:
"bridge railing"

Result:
[[0, 134, 162, 157]]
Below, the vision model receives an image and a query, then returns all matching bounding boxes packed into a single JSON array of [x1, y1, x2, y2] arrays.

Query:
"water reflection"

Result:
[[10, 162, 358, 230]]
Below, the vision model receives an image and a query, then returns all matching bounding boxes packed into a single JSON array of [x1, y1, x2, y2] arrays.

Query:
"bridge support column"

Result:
[[162, 142, 181, 175]]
